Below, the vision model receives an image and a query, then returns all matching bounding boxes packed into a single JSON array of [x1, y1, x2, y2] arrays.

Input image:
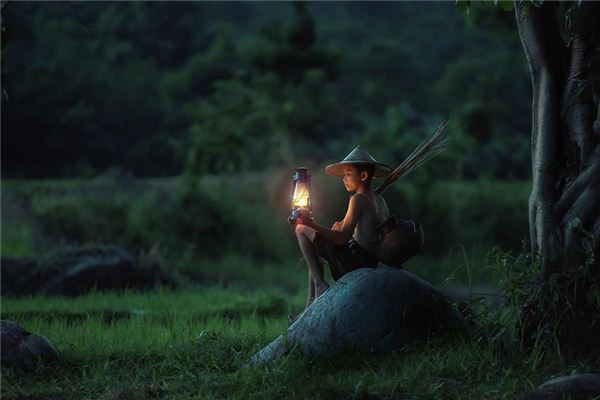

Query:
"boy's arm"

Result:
[[298, 195, 363, 245]]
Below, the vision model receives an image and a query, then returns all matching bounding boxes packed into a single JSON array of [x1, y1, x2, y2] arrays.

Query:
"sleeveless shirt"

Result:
[[352, 190, 390, 254]]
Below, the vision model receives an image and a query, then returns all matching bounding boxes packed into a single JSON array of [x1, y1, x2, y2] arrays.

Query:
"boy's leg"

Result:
[[307, 271, 315, 308], [306, 260, 325, 308], [295, 225, 330, 299]]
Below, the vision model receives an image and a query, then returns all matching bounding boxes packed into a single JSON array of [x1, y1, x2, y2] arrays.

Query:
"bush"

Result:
[[482, 243, 600, 361], [9, 175, 532, 287], [30, 194, 129, 246], [383, 180, 529, 257]]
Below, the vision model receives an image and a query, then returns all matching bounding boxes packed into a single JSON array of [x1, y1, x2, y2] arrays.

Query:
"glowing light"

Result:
[[292, 183, 310, 208]]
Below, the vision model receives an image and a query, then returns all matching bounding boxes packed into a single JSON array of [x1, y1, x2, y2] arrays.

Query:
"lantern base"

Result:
[[288, 208, 313, 224]]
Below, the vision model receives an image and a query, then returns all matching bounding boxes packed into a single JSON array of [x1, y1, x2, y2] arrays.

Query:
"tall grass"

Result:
[[1, 174, 530, 289]]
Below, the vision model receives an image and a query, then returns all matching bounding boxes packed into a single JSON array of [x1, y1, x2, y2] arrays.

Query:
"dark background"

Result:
[[2, 1, 530, 180], [1, 1, 532, 288]]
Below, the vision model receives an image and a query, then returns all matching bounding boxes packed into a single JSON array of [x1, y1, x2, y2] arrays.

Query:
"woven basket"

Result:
[[376, 216, 425, 267]]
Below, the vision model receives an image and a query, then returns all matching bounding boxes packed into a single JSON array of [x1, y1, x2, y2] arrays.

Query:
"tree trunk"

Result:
[[515, 1, 600, 280]]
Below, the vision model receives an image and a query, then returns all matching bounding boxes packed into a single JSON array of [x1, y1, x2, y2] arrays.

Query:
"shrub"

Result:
[[30, 194, 129, 246], [483, 242, 600, 361]]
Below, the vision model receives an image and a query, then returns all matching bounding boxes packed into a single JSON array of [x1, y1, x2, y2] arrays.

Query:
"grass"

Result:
[[403, 242, 494, 288], [1, 287, 595, 400]]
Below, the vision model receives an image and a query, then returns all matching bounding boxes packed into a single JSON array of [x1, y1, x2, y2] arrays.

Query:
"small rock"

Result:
[[1, 320, 58, 370], [528, 373, 600, 400]]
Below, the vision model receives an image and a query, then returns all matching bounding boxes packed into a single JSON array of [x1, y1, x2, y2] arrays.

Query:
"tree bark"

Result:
[[515, 1, 600, 280], [558, 2, 600, 272], [516, 1, 566, 279]]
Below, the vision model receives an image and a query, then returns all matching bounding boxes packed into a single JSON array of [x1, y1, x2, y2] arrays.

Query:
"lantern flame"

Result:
[[292, 183, 310, 209]]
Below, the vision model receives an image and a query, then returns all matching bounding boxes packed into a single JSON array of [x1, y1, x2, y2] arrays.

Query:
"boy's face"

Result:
[[342, 165, 367, 192]]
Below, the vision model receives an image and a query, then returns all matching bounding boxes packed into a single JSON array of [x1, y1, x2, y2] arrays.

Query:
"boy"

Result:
[[291, 145, 392, 323]]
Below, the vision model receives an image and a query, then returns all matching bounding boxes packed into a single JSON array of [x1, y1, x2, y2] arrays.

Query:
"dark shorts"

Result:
[[314, 233, 378, 281]]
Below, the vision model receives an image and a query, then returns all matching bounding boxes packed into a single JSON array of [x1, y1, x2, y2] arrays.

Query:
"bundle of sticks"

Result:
[[375, 117, 451, 195]]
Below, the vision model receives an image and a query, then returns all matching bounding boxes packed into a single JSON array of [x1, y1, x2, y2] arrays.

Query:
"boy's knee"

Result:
[[295, 224, 305, 236]]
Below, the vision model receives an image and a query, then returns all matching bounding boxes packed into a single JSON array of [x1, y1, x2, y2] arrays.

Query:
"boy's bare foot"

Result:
[[288, 313, 298, 325], [305, 296, 315, 310], [315, 282, 330, 298], [288, 307, 307, 325]]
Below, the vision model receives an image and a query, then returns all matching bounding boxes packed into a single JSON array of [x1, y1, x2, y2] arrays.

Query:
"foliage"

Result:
[[2, 2, 531, 180], [522, 256, 600, 358], [30, 193, 130, 245], [384, 179, 530, 257], [2, 176, 530, 289], [484, 243, 600, 360], [0, 222, 34, 258], [185, 6, 342, 174]]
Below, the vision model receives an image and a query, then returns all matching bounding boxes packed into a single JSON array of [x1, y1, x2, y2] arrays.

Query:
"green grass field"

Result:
[[2, 286, 594, 400]]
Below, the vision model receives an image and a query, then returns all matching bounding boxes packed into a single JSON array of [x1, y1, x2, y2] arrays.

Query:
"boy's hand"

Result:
[[288, 216, 306, 225], [332, 221, 342, 231], [289, 209, 312, 226]]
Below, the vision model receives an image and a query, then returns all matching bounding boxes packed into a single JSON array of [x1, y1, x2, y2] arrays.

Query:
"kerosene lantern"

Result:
[[289, 167, 313, 224]]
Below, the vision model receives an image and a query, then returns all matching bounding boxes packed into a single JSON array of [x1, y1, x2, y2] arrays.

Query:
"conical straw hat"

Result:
[[325, 145, 392, 178]]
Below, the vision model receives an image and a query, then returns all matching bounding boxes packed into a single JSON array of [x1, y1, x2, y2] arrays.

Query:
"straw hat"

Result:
[[325, 145, 392, 178]]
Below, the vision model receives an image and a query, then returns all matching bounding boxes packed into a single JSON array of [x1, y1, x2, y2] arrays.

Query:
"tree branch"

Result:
[[555, 149, 600, 221], [561, 2, 600, 170], [563, 153, 600, 227], [515, 1, 567, 278]]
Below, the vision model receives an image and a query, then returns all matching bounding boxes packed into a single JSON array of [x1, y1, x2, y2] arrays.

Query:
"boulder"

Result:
[[41, 245, 164, 296], [1, 320, 58, 370], [527, 373, 600, 400], [247, 267, 469, 366], [1, 245, 182, 296]]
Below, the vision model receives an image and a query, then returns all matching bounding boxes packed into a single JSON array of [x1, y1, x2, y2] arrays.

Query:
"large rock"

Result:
[[247, 267, 469, 366], [1, 320, 58, 370], [1, 245, 181, 296], [527, 373, 600, 400]]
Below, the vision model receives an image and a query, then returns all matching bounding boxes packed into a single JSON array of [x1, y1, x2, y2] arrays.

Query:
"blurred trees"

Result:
[[186, 3, 342, 174], [1, 2, 531, 180]]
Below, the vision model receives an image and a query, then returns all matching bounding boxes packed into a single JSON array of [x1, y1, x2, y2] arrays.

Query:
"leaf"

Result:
[[587, 288, 600, 305], [497, 0, 514, 11], [455, 0, 470, 15]]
